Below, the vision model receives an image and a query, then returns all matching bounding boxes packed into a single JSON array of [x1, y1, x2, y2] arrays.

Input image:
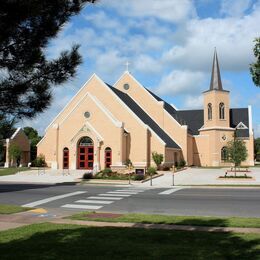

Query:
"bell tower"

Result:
[[203, 49, 230, 128]]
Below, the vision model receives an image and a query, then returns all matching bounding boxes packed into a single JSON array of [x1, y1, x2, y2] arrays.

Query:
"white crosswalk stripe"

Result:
[[76, 200, 113, 204], [99, 193, 131, 197], [159, 188, 183, 195], [107, 191, 138, 195], [61, 204, 103, 210], [88, 196, 122, 200]]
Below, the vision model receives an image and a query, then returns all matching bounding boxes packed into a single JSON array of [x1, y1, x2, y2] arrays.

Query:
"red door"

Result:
[[78, 146, 94, 169]]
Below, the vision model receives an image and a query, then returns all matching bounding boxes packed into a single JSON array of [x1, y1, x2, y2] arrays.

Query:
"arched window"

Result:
[[219, 102, 225, 119], [63, 147, 69, 169], [221, 146, 228, 162], [208, 103, 212, 120], [105, 147, 112, 168], [79, 136, 93, 146]]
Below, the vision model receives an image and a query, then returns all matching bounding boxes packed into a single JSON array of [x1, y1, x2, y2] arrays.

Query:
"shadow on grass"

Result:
[[0, 183, 76, 193], [0, 222, 259, 259]]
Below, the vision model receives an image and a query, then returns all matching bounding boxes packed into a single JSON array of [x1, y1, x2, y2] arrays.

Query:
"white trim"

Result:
[[94, 74, 166, 146], [199, 126, 235, 131], [85, 121, 104, 141], [58, 91, 122, 128], [45, 73, 98, 132], [248, 105, 253, 135], [36, 135, 46, 147], [10, 127, 21, 139], [236, 122, 248, 130]]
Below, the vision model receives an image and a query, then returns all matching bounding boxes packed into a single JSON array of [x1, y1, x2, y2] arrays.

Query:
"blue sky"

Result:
[[22, 0, 260, 137]]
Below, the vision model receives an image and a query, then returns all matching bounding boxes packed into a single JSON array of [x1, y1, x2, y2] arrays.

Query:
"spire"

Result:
[[209, 48, 223, 91]]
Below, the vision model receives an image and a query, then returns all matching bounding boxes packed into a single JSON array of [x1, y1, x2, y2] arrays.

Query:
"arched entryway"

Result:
[[63, 147, 69, 169], [77, 137, 94, 169], [105, 147, 112, 168]]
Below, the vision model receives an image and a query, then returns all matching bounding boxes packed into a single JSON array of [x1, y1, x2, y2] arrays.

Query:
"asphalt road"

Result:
[[0, 183, 260, 217]]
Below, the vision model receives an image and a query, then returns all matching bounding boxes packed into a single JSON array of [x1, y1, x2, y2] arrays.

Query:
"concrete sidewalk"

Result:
[[1, 210, 260, 234], [138, 167, 260, 187]]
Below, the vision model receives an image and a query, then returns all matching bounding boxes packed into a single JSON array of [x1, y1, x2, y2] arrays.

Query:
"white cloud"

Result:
[[162, 7, 260, 71], [101, 0, 197, 23], [183, 95, 204, 109], [220, 0, 252, 17], [134, 55, 163, 75], [156, 70, 207, 96]]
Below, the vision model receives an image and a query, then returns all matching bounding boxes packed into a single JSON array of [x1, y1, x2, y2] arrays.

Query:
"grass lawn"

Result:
[[0, 204, 31, 214], [0, 223, 259, 259], [69, 212, 260, 228], [0, 167, 30, 176]]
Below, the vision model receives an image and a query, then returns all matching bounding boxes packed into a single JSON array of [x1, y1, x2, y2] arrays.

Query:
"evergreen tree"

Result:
[[0, 0, 96, 119], [250, 37, 260, 87]]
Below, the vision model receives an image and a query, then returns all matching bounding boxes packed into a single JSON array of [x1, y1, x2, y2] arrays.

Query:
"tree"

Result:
[[250, 37, 260, 87], [152, 152, 164, 169], [0, 0, 96, 120], [23, 127, 42, 161], [254, 138, 260, 161], [9, 144, 22, 167], [227, 139, 248, 175]]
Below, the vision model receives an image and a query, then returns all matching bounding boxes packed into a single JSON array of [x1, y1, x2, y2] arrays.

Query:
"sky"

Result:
[[21, 0, 260, 137]]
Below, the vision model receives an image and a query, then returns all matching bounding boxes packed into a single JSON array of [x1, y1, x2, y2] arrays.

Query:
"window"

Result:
[[208, 103, 212, 120], [221, 146, 228, 162], [105, 147, 112, 168], [219, 102, 225, 119], [63, 147, 69, 169], [79, 136, 93, 146]]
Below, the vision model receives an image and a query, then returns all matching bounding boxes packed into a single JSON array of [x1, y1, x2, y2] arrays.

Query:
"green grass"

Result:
[[0, 167, 30, 176], [0, 223, 259, 259], [69, 212, 260, 228], [0, 204, 31, 214]]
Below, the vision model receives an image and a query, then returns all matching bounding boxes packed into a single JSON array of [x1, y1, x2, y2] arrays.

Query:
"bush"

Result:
[[102, 168, 112, 175], [147, 166, 157, 175], [32, 154, 46, 167], [134, 174, 145, 181], [152, 152, 164, 168], [163, 166, 170, 171], [179, 160, 186, 168], [83, 172, 93, 179]]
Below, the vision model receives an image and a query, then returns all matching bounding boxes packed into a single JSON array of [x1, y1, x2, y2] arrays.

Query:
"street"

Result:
[[0, 183, 260, 217]]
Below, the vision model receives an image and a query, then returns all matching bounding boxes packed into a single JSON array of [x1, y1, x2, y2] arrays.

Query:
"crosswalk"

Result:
[[61, 188, 148, 210]]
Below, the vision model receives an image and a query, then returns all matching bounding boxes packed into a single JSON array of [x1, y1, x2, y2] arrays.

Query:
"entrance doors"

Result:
[[77, 137, 94, 169]]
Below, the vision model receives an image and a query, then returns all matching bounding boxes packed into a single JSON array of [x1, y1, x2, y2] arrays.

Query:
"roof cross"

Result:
[[125, 61, 130, 72]]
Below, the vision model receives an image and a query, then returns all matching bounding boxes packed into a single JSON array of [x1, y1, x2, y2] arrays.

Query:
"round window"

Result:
[[84, 111, 90, 118], [123, 83, 130, 90]]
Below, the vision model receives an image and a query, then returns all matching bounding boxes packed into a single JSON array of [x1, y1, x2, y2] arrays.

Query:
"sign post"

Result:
[[172, 167, 175, 186]]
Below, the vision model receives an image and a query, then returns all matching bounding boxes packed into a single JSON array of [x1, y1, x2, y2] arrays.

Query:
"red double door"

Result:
[[78, 146, 94, 169]]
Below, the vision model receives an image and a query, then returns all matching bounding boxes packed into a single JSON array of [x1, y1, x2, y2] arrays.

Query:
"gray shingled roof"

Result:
[[107, 84, 180, 149]]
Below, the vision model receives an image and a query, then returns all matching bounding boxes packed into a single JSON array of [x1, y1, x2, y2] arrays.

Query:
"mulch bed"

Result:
[[86, 213, 123, 219]]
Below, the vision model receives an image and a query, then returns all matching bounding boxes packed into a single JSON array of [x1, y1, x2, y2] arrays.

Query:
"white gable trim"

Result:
[[248, 105, 253, 135], [58, 91, 122, 128], [10, 127, 21, 139], [236, 122, 248, 130], [45, 73, 99, 132], [94, 74, 166, 146]]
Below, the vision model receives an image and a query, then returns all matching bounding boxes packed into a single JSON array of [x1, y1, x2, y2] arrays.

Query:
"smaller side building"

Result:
[[3, 128, 30, 167]]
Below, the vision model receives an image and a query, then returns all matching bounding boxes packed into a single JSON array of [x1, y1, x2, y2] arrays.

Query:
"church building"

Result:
[[37, 50, 254, 171]]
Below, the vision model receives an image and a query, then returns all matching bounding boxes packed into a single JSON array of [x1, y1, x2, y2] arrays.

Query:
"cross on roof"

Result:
[[125, 61, 130, 72]]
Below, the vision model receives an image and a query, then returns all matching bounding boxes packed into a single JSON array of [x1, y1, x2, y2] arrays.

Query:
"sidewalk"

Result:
[[1, 210, 260, 234]]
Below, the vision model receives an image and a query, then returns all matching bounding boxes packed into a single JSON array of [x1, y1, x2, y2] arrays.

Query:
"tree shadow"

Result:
[[0, 182, 77, 193], [0, 222, 259, 259]]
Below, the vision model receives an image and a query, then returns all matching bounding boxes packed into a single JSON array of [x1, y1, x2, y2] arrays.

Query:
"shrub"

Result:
[[163, 166, 170, 171], [147, 166, 157, 175], [134, 174, 145, 181], [102, 168, 112, 176], [9, 144, 22, 166], [125, 159, 133, 168], [83, 172, 93, 179], [152, 152, 164, 168], [32, 154, 46, 167], [179, 160, 186, 168]]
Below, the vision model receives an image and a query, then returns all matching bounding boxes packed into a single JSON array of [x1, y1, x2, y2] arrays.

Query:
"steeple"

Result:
[[209, 48, 223, 91]]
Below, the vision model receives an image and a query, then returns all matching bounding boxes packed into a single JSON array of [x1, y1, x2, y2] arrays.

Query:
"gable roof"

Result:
[[107, 84, 180, 149]]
